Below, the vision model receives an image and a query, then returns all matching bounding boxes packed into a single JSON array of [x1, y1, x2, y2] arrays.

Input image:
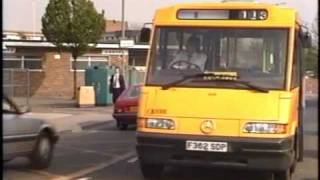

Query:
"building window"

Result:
[[3, 54, 42, 71], [3, 55, 21, 68], [70, 56, 109, 71], [71, 56, 89, 71], [90, 56, 109, 67], [101, 49, 128, 55], [24, 55, 42, 69]]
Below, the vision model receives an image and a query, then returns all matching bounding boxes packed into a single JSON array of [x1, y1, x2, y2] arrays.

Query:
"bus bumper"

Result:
[[136, 132, 295, 171]]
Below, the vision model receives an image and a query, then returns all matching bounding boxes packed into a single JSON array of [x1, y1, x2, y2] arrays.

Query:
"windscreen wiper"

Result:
[[227, 80, 269, 93], [162, 73, 269, 93]]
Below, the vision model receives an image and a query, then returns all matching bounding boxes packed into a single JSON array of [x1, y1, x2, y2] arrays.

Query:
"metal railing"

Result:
[[3, 68, 30, 106]]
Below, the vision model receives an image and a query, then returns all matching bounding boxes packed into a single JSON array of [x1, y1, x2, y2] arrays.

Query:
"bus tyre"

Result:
[[291, 132, 299, 172], [116, 121, 128, 130], [140, 162, 163, 179], [273, 169, 292, 180], [297, 125, 304, 162]]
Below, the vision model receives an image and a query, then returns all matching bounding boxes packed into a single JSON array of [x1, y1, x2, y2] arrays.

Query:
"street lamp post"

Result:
[[121, 0, 126, 81], [121, 0, 125, 39], [32, 0, 36, 37]]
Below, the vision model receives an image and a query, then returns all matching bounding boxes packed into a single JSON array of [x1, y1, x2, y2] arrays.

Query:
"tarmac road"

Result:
[[3, 100, 318, 180]]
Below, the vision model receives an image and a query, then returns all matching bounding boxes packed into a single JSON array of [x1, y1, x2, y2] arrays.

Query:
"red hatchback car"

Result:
[[113, 84, 141, 130]]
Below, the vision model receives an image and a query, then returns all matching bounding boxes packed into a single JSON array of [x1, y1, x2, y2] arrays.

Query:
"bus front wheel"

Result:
[[273, 169, 292, 180]]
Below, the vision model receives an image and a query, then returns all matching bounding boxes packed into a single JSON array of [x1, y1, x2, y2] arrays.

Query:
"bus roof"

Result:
[[153, 2, 301, 28]]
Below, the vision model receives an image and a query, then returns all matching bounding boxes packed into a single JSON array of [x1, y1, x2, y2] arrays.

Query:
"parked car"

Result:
[[3, 96, 59, 169], [113, 84, 141, 130]]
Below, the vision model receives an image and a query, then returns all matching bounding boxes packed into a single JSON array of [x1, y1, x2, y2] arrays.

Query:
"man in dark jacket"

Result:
[[109, 67, 126, 103]]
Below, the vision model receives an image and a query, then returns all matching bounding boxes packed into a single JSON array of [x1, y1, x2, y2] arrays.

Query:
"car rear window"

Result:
[[127, 86, 140, 98]]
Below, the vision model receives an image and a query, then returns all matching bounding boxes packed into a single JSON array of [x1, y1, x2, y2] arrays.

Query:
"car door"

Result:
[[3, 98, 39, 160]]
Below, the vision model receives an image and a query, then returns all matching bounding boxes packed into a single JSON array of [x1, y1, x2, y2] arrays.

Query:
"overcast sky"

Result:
[[3, 0, 318, 32]]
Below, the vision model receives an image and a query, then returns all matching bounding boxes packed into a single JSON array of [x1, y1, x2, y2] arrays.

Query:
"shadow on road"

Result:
[[3, 157, 32, 170], [152, 166, 273, 180]]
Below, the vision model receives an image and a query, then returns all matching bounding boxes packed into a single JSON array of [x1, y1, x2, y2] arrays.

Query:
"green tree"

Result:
[[42, 0, 106, 99]]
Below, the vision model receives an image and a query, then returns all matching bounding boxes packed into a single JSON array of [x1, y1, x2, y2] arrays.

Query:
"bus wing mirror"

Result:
[[140, 27, 151, 43]]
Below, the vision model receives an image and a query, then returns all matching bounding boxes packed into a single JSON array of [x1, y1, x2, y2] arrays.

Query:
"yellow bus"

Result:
[[137, 2, 311, 180]]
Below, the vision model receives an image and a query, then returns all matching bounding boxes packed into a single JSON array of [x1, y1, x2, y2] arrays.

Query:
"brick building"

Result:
[[3, 41, 148, 98], [3, 20, 149, 99], [105, 20, 128, 32]]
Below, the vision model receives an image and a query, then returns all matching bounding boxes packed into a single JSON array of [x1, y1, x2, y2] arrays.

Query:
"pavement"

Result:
[[21, 97, 115, 134]]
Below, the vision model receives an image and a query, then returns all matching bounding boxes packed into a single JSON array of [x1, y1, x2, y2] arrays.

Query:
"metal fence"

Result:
[[2, 66, 143, 105], [3, 68, 30, 106]]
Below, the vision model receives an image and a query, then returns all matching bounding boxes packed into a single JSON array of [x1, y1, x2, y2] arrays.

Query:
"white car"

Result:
[[3, 96, 59, 169]]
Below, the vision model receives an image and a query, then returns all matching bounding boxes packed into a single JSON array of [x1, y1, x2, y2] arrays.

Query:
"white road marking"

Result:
[[23, 113, 72, 120], [55, 145, 120, 158], [27, 170, 66, 179], [75, 177, 92, 180], [52, 151, 136, 180], [87, 130, 99, 133], [127, 156, 138, 163]]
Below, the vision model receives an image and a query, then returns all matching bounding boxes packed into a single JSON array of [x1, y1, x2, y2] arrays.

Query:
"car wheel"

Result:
[[117, 121, 128, 130], [273, 169, 292, 180], [140, 162, 164, 179], [29, 132, 53, 169]]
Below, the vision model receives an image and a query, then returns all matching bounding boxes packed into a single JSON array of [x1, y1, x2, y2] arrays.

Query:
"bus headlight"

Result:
[[243, 123, 287, 134], [146, 118, 175, 130]]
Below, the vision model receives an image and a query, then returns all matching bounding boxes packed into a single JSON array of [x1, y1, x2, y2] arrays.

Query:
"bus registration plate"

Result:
[[186, 141, 228, 152]]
